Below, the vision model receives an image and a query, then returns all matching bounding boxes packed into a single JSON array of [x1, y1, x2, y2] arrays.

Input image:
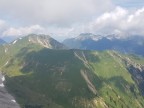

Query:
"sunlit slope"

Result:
[[0, 34, 67, 71], [0, 35, 144, 108]]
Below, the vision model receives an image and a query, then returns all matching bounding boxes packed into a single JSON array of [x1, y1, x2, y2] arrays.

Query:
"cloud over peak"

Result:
[[82, 6, 144, 36], [0, 0, 144, 40], [2, 25, 44, 37]]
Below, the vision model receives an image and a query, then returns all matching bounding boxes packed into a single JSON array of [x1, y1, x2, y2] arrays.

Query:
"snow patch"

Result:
[[5, 48, 8, 53], [2, 76, 5, 82], [92, 37, 102, 41], [28, 39, 31, 42], [12, 40, 17, 44], [4, 61, 9, 66], [0, 83, 4, 87], [11, 100, 16, 103]]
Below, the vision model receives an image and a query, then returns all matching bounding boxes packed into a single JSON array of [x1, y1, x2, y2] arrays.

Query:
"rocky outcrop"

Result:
[[0, 72, 20, 108], [81, 70, 97, 95], [111, 52, 144, 95], [126, 63, 144, 95], [28, 34, 67, 49]]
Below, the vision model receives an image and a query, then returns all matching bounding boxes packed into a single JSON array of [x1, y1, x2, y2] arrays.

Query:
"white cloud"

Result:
[[87, 7, 129, 34], [2, 6, 144, 39], [0, 0, 113, 26], [0, 20, 6, 28], [72, 6, 144, 36], [2, 24, 73, 41], [0, 19, 8, 31], [2, 25, 44, 36], [0, 19, 8, 36], [0, 0, 144, 40]]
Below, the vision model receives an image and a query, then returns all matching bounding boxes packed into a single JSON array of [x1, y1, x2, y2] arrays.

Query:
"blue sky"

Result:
[[113, 0, 144, 8], [0, 0, 144, 40]]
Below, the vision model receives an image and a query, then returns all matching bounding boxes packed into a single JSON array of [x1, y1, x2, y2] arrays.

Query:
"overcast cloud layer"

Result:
[[0, 0, 144, 40]]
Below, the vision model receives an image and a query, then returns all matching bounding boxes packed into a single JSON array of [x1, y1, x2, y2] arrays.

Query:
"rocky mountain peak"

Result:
[[11, 34, 67, 49]]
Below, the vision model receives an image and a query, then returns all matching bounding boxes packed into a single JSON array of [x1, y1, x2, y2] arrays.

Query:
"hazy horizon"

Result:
[[0, 0, 144, 41]]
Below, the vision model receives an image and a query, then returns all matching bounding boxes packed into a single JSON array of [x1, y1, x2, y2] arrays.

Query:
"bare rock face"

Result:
[[109, 51, 144, 95], [126, 63, 144, 95], [0, 72, 20, 108], [28, 34, 67, 49], [116, 54, 144, 95]]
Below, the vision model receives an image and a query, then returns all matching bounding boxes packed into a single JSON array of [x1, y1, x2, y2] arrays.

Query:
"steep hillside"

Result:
[[26, 34, 67, 49], [10, 34, 67, 49], [0, 34, 67, 66], [0, 72, 20, 108], [63, 33, 144, 56], [1, 35, 144, 108]]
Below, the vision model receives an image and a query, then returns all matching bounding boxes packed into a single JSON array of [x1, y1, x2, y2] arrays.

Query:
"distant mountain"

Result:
[[1, 36, 18, 43], [63, 33, 144, 56], [0, 39, 6, 45], [10, 34, 67, 49], [1, 34, 144, 108]]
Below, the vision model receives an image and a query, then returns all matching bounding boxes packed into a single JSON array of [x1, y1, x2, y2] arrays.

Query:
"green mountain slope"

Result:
[[0, 35, 144, 108]]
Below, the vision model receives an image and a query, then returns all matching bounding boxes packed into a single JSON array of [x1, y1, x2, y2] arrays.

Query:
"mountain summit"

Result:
[[11, 34, 67, 49], [27, 34, 67, 49]]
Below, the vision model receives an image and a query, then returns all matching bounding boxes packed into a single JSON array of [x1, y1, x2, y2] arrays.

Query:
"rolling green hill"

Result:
[[0, 34, 144, 108]]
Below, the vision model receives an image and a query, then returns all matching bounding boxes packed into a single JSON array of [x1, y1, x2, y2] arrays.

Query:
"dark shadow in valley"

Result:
[[126, 64, 144, 95], [4, 48, 142, 108], [5, 48, 103, 108], [106, 76, 137, 96]]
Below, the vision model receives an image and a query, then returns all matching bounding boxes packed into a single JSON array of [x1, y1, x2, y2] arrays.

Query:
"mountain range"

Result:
[[0, 38, 6, 45], [63, 33, 144, 56], [0, 34, 144, 108]]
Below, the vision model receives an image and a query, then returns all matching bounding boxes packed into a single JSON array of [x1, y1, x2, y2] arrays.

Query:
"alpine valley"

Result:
[[0, 34, 144, 108]]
